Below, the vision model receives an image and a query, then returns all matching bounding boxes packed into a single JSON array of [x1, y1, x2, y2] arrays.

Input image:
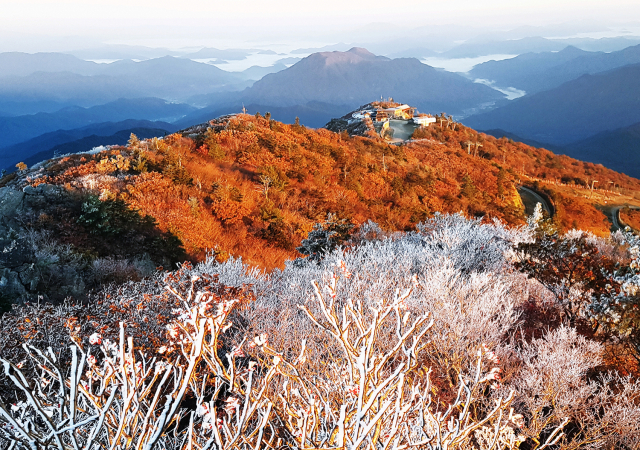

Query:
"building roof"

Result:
[[382, 104, 411, 112]]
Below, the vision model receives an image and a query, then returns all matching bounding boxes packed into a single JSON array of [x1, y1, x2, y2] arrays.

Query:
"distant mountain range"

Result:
[[0, 52, 103, 77], [179, 47, 275, 61], [68, 45, 183, 61], [0, 119, 177, 170], [178, 47, 509, 128], [237, 48, 504, 114], [435, 36, 640, 60], [18, 127, 174, 171], [174, 101, 348, 130], [441, 36, 567, 59], [5, 42, 640, 180], [0, 97, 194, 148], [480, 129, 564, 153], [484, 122, 640, 179], [464, 44, 640, 178], [470, 44, 640, 94], [0, 54, 250, 108], [238, 63, 289, 81], [464, 63, 640, 145], [561, 122, 640, 178], [283, 34, 640, 61]]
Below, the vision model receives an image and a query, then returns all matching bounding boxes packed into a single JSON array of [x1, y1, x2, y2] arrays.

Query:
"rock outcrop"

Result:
[[0, 184, 87, 307]]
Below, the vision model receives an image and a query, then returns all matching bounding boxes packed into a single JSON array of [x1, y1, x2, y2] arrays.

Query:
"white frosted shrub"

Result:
[[499, 326, 640, 449], [90, 255, 156, 283], [204, 214, 527, 386], [0, 272, 543, 449], [1, 213, 640, 448], [193, 213, 527, 351]]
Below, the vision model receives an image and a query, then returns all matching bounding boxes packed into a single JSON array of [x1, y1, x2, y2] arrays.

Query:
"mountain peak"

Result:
[[558, 45, 589, 56], [311, 47, 389, 65], [242, 46, 503, 110], [346, 47, 378, 58]]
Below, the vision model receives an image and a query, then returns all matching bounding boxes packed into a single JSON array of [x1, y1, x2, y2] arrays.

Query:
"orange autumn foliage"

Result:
[[620, 207, 640, 231], [30, 113, 640, 270]]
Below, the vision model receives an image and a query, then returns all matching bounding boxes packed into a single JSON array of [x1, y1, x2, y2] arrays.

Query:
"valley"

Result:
[[4, 40, 640, 180]]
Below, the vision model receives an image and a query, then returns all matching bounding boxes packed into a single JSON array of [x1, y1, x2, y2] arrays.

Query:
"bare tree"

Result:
[[256, 174, 273, 199], [475, 141, 484, 157]]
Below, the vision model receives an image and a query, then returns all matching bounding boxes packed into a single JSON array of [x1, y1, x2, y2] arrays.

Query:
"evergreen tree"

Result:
[[296, 213, 354, 263], [460, 174, 477, 200]]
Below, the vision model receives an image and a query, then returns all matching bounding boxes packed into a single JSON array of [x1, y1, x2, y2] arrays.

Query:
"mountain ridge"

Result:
[[20, 127, 174, 170], [561, 121, 640, 178], [0, 97, 194, 149], [470, 43, 640, 94], [0, 56, 250, 108], [0, 119, 177, 170], [238, 48, 505, 113], [464, 63, 640, 145]]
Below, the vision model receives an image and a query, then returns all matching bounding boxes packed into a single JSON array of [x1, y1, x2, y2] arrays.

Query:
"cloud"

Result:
[[1, 0, 638, 51]]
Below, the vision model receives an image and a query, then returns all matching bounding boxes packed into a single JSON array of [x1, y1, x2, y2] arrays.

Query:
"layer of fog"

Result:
[[420, 54, 518, 73], [472, 79, 527, 100]]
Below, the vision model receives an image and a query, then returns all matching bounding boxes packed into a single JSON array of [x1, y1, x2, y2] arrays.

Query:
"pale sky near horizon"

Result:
[[1, 0, 640, 51]]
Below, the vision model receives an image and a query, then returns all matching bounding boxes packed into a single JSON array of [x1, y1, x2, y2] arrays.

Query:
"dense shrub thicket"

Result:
[[2, 211, 640, 448]]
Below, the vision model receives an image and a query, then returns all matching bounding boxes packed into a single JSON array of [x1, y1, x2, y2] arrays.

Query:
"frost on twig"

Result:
[[4, 213, 640, 449], [249, 272, 531, 449]]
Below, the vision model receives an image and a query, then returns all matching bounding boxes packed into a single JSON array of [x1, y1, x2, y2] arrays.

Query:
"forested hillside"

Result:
[[3, 108, 640, 450], [2, 112, 638, 283]]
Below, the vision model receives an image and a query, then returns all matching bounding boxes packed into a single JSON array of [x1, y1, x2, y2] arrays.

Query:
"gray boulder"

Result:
[[0, 268, 27, 297], [0, 188, 24, 228]]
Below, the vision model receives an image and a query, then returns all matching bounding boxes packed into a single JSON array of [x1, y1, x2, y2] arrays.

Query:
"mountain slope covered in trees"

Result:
[[4, 111, 638, 279]]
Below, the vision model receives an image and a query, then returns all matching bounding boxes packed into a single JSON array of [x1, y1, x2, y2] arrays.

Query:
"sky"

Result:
[[2, 0, 640, 52]]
